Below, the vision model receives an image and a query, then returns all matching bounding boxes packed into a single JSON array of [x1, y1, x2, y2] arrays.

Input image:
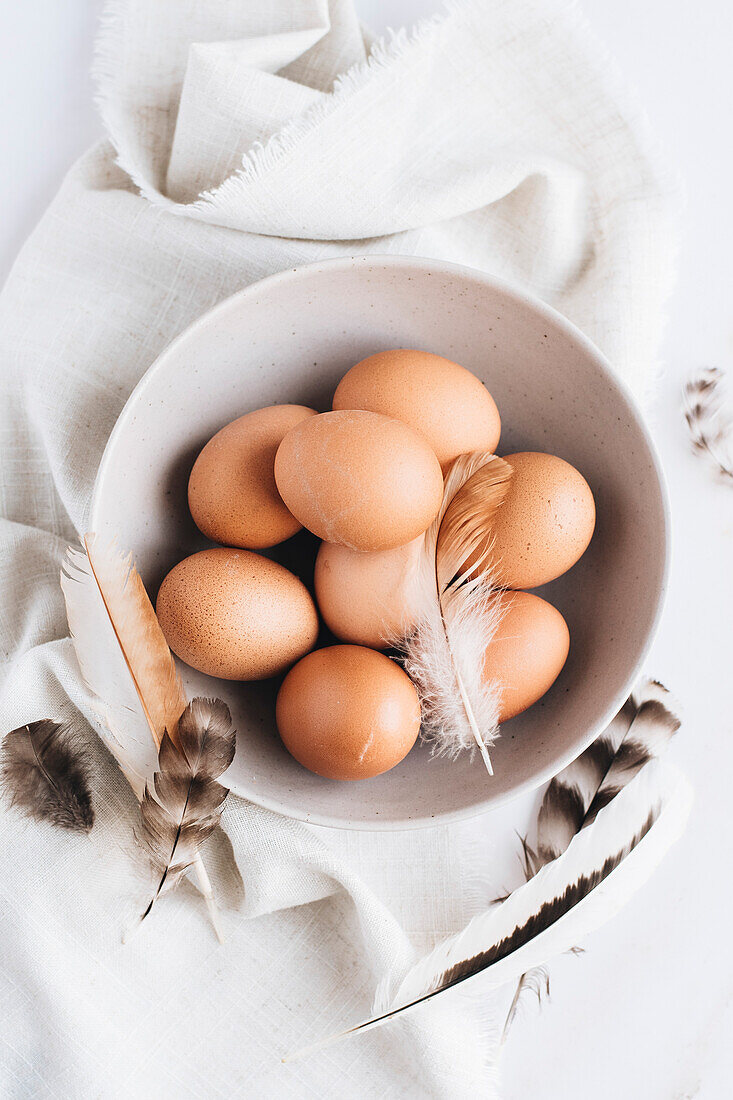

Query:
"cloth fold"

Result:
[[0, 0, 677, 1095]]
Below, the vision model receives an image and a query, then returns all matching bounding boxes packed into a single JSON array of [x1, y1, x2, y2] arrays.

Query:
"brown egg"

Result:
[[276, 645, 421, 780], [274, 410, 443, 551], [489, 452, 595, 589], [156, 548, 319, 680], [188, 404, 317, 549], [485, 591, 570, 722], [314, 537, 422, 649], [332, 349, 501, 469]]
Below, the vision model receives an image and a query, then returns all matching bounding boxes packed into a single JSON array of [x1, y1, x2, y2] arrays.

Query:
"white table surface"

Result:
[[2, 3, 731, 1098]]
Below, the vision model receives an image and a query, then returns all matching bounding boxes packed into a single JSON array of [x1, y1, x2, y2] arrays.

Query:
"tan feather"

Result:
[[436, 452, 513, 595], [399, 453, 512, 774], [83, 533, 187, 748]]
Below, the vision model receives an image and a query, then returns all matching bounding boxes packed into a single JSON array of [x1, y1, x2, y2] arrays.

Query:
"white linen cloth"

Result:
[[0, 0, 677, 1096]]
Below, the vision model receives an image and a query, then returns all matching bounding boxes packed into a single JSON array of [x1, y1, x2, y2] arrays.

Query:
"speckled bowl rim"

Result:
[[91, 255, 670, 830]]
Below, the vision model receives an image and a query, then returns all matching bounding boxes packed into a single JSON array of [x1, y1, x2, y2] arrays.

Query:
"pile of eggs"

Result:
[[156, 350, 595, 782]]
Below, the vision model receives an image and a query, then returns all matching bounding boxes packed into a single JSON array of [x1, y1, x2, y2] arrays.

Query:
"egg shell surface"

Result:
[[156, 547, 319, 680], [485, 591, 570, 722], [274, 409, 444, 551], [332, 349, 501, 469], [314, 537, 422, 649], [276, 645, 421, 780], [188, 404, 316, 549], [489, 452, 595, 589]]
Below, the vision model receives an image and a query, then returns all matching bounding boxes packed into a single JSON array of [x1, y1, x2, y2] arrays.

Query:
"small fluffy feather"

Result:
[[500, 964, 550, 1042], [0, 720, 94, 833], [399, 453, 512, 771], [683, 367, 733, 483]]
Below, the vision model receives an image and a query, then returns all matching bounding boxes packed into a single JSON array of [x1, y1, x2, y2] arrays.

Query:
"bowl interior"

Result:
[[91, 256, 667, 829]]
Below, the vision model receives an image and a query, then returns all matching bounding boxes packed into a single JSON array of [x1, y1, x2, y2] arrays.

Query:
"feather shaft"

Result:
[[455, 665, 493, 775], [499, 966, 549, 1044], [191, 856, 225, 944]]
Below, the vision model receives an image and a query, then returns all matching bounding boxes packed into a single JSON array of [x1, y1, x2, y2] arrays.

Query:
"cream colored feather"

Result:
[[399, 452, 512, 774], [82, 534, 187, 750], [288, 761, 692, 1060], [61, 537, 170, 796], [371, 763, 692, 1026], [61, 534, 222, 938]]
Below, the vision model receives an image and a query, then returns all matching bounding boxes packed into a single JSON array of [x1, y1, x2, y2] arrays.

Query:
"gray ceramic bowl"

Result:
[[91, 256, 669, 829]]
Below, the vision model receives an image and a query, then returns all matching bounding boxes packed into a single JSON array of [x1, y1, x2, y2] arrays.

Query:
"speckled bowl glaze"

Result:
[[91, 256, 669, 830]]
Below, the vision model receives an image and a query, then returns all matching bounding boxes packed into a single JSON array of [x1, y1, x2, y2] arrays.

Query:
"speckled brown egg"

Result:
[[274, 410, 443, 551], [188, 404, 317, 549], [314, 537, 422, 649], [485, 591, 570, 721], [332, 349, 501, 469], [489, 452, 595, 589], [276, 645, 421, 780], [156, 548, 319, 680]]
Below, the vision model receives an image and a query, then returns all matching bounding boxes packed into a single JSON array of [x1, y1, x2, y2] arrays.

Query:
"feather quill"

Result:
[[0, 720, 94, 833], [398, 453, 513, 774], [61, 534, 228, 937], [291, 760, 691, 1057], [138, 697, 235, 923], [503, 679, 680, 1035]]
